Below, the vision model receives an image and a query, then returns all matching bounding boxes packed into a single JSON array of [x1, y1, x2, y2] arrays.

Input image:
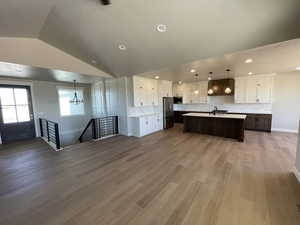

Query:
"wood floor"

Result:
[[0, 124, 300, 225]]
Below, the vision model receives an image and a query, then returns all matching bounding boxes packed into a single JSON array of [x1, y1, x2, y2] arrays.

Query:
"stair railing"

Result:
[[79, 116, 118, 143], [39, 118, 62, 151]]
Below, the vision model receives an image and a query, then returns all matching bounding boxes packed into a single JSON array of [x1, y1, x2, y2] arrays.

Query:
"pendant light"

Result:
[[70, 80, 84, 105], [194, 74, 199, 95], [224, 69, 232, 94], [208, 72, 214, 95]]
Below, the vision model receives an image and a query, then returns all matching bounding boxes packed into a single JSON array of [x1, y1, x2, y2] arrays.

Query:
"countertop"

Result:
[[183, 113, 247, 120], [128, 113, 161, 118], [175, 110, 272, 115]]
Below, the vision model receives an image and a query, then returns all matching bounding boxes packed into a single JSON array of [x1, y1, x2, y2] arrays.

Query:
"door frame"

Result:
[[0, 80, 38, 144]]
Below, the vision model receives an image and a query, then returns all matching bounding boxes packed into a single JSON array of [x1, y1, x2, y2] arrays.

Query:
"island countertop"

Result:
[[183, 113, 247, 120]]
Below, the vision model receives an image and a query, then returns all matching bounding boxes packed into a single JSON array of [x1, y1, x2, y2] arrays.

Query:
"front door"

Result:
[[0, 85, 36, 144]]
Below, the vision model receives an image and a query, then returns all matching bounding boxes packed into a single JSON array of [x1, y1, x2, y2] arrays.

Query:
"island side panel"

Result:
[[183, 116, 245, 142]]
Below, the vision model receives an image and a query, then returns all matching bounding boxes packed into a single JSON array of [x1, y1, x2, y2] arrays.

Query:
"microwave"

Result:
[[173, 97, 183, 104]]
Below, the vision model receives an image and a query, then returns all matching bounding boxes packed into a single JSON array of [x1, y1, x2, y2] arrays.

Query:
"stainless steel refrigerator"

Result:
[[163, 97, 174, 129]]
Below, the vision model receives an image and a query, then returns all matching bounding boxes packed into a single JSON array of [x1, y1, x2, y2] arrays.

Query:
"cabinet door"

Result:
[[183, 83, 192, 104], [173, 83, 184, 97], [199, 81, 208, 103], [163, 80, 173, 97], [246, 78, 258, 103], [151, 80, 158, 106], [190, 82, 201, 104], [140, 116, 150, 136], [245, 115, 256, 130], [133, 76, 146, 107], [235, 78, 246, 103], [256, 77, 273, 103]]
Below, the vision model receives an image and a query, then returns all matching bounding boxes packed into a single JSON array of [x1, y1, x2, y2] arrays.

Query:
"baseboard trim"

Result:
[[271, 128, 298, 133], [293, 167, 300, 183]]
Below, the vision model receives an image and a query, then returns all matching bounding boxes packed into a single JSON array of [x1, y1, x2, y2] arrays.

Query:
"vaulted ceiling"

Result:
[[1, 0, 300, 78]]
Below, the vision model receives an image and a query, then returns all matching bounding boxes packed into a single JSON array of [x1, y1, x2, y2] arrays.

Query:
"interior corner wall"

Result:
[[107, 77, 129, 136], [272, 72, 300, 133]]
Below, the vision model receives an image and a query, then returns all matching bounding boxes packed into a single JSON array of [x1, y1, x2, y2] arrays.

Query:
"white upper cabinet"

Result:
[[159, 80, 173, 98], [234, 78, 247, 103], [133, 76, 170, 107], [133, 76, 146, 107], [173, 83, 184, 97], [235, 75, 274, 104], [183, 81, 208, 104]]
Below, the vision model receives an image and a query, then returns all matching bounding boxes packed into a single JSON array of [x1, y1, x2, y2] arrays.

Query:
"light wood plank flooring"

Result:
[[0, 124, 300, 225]]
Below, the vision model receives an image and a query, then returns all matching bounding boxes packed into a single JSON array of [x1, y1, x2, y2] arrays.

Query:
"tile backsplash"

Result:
[[174, 96, 272, 114]]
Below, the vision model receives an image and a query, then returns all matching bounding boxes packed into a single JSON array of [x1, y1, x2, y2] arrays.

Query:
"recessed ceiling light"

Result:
[[155, 76, 160, 79], [248, 72, 253, 75], [178, 81, 183, 84], [245, 59, 253, 63], [296, 67, 300, 70], [190, 69, 196, 73], [118, 44, 127, 50], [157, 24, 167, 32]]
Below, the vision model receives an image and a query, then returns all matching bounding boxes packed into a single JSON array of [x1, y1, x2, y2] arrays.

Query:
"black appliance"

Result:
[[163, 97, 174, 129], [173, 96, 183, 104]]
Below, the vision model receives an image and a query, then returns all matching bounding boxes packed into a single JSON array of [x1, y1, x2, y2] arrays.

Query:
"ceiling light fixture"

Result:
[[157, 24, 167, 32], [118, 44, 127, 50], [248, 72, 253, 75], [245, 58, 253, 63], [178, 81, 183, 84], [190, 69, 196, 73], [70, 80, 84, 105], [296, 67, 300, 70], [155, 76, 160, 79]]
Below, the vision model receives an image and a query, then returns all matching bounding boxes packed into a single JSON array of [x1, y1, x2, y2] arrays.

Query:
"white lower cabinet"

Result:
[[130, 114, 163, 137]]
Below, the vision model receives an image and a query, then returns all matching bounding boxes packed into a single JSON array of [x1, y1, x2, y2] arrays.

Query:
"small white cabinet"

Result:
[[129, 114, 163, 137], [235, 75, 274, 104]]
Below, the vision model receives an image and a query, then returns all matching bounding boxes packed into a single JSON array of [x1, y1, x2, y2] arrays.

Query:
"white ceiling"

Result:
[[1, 0, 300, 80], [0, 61, 104, 84], [140, 38, 300, 82]]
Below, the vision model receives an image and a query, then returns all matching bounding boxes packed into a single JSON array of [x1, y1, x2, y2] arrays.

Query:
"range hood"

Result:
[[208, 79, 235, 96]]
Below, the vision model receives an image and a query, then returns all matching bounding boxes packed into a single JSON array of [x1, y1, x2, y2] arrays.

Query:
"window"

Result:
[[0, 87, 31, 124], [58, 87, 84, 116]]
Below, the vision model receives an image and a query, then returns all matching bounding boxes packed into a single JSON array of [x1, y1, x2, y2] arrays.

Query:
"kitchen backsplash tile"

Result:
[[174, 103, 272, 114]]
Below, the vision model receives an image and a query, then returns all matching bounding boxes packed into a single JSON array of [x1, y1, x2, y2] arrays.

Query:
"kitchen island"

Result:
[[183, 113, 247, 142]]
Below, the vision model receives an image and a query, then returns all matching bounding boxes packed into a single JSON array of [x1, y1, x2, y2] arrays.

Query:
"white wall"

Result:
[[294, 120, 300, 183], [272, 72, 300, 133], [0, 38, 111, 78], [91, 77, 129, 136], [0, 78, 93, 146]]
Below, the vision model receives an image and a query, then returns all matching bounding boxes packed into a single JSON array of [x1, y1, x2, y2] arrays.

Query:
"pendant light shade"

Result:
[[208, 72, 214, 95], [70, 80, 84, 105], [224, 69, 232, 94]]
